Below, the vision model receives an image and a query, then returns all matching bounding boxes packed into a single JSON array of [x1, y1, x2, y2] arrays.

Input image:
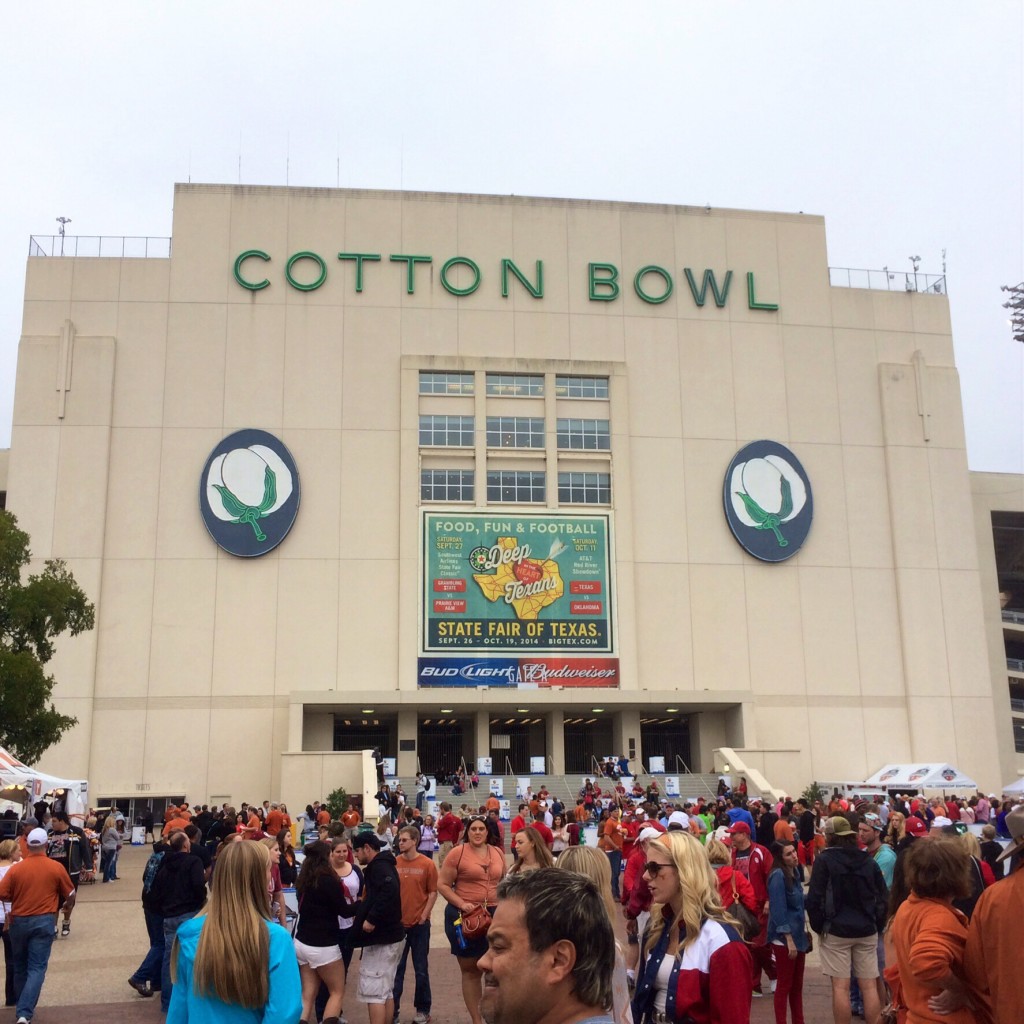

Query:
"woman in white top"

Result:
[[550, 813, 571, 853], [0, 838, 21, 1007], [312, 837, 363, 1024]]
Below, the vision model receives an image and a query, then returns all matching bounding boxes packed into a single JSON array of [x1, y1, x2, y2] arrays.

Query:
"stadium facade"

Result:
[[1, 183, 1021, 807]]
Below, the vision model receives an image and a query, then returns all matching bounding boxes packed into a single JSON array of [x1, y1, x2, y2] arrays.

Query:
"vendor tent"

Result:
[[1001, 777, 1024, 796], [0, 745, 88, 819], [862, 764, 977, 790]]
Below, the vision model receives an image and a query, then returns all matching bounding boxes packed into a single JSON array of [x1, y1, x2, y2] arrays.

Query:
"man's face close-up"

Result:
[[478, 898, 545, 1024]]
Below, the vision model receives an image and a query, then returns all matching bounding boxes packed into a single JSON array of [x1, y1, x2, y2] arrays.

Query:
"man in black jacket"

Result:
[[806, 816, 887, 1024], [148, 830, 207, 1013], [46, 810, 94, 938], [352, 832, 405, 1024]]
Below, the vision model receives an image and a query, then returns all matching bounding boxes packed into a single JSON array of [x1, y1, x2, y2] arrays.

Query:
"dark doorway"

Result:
[[563, 717, 613, 774], [488, 717, 546, 775], [418, 717, 468, 778], [640, 716, 692, 771], [333, 716, 395, 757]]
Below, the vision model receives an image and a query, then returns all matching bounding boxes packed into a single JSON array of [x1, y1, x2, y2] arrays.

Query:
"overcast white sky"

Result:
[[1, 3, 1021, 470]]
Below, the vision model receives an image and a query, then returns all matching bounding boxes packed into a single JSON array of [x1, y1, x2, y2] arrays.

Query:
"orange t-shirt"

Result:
[[341, 810, 361, 829], [774, 819, 795, 842], [396, 853, 438, 927], [316, 809, 331, 826], [0, 854, 76, 917], [164, 817, 190, 834], [265, 810, 285, 835], [574, 804, 590, 823], [485, 796, 500, 813]]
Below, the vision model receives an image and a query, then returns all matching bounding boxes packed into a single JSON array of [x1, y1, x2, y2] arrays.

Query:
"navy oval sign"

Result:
[[199, 429, 300, 557], [723, 440, 812, 562]]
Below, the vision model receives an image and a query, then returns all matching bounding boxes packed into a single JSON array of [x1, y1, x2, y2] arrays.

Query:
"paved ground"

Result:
[[1, 845, 840, 1023]]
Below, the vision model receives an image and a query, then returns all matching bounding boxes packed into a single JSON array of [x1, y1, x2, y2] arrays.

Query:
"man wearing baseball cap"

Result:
[[728, 820, 775, 996], [0, 827, 76, 1023]]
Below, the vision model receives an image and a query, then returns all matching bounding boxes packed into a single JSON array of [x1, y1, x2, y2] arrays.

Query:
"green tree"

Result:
[[325, 786, 349, 820], [0, 510, 94, 763]]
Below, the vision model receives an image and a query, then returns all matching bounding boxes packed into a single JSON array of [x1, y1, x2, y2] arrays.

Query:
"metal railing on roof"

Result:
[[829, 266, 946, 295], [28, 235, 171, 258]]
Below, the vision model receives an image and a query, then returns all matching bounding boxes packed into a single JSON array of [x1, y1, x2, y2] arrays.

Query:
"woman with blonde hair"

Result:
[[556, 846, 632, 1024], [100, 813, 120, 882], [886, 810, 907, 848], [509, 826, 554, 874], [168, 839, 301, 1022], [632, 831, 752, 1024]]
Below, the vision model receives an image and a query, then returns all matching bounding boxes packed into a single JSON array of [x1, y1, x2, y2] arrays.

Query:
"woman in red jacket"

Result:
[[705, 837, 758, 916], [632, 831, 752, 1024]]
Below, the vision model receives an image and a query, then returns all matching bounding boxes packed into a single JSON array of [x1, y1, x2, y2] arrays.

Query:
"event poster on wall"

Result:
[[419, 511, 618, 688]]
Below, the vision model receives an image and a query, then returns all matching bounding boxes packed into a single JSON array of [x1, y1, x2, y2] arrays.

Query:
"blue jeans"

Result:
[[101, 848, 118, 882], [161, 912, 196, 1012], [9, 913, 57, 1021], [132, 908, 164, 989], [606, 849, 623, 900], [393, 921, 431, 1014]]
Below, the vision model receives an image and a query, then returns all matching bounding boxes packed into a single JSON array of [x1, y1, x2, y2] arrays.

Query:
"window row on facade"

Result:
[[421, 470, 611, 505], [419, 371, 608, 399], [419, 415, 610, 450]]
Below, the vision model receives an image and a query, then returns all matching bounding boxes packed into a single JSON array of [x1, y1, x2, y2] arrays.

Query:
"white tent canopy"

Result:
[[862, 763, 978, 790], [1001, 777, 1024, 795], [0, 746, 89, 820]]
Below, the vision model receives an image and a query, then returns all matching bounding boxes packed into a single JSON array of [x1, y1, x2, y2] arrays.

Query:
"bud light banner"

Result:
[[422, 512, 615, 656], [418, 657, 620, 688]]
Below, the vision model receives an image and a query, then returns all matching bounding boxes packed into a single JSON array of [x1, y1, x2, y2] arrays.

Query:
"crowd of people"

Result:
[[1, 782, 1023, 1024]]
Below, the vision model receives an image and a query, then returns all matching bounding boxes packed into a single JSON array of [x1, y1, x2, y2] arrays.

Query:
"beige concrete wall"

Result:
[[2, 183, 1006, 802]]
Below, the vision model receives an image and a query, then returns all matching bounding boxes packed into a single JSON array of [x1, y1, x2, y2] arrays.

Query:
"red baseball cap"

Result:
[[905, 817, 927, 837], [726, 822, 751, 835]]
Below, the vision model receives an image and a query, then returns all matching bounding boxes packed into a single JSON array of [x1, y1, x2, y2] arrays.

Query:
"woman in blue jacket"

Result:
[[168, 840, 302, 1023], [766, 841, 809, 1024]]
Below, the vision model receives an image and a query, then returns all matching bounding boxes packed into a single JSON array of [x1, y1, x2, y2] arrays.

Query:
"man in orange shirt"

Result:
[[484, 793, 501, 815], [0, 827, 76, 1022], [264, 803, 285, 836], [341, 803, 361, 830], [316, 804, 331, 828], [393, 826, 438, 1024]]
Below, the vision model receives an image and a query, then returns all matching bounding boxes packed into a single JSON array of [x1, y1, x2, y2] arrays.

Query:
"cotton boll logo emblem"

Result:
[[199, 430, 300, 557], [723, 441, 812, 563]]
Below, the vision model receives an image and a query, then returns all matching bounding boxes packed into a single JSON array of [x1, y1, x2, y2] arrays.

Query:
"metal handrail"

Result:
[[675, 755, 718, 800], [29, 234, 171, 258], [828, 266, 946, 295]]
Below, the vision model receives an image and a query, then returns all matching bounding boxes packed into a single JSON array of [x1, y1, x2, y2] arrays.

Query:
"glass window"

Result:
[[419, 415, 474, 447], [419, 371, 474, 395], [486, 471, 546, 503], [486, 416, 545, 448], [421, 469, 474, 502], [485, 373, 544, 397], [1015, 718, 1024, 755], [557, 418, 610, 450], [555, 375, 609, 399], [558, 472, 611, 505]]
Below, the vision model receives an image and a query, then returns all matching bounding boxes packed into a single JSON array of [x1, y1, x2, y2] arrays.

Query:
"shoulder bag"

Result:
[[729, 873, 761, 942]]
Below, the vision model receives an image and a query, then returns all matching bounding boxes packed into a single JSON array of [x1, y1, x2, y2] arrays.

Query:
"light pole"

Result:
[[56, 216, 72, 256]]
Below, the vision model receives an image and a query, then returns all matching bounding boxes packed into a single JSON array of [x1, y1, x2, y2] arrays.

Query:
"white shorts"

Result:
[[293, 938, 343, 969], [357, 940, 405, 1003]]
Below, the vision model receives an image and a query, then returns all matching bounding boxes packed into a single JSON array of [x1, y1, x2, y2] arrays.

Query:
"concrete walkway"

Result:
[[1, 844, 840, 1023]]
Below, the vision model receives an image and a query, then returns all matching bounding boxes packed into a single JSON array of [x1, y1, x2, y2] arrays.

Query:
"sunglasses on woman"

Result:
[[644, 860, 674, 876]]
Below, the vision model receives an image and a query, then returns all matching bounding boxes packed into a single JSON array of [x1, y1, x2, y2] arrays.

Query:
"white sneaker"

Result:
[[414, 1014, 431, 1024], [770, 979, 778, 993]]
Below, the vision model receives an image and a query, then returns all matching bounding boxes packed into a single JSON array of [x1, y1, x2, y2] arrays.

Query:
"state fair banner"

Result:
[[420, 511, 617, 688]]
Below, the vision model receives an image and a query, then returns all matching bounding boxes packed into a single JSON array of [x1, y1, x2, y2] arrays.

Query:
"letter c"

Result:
[[233, 250, 271, 291]]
